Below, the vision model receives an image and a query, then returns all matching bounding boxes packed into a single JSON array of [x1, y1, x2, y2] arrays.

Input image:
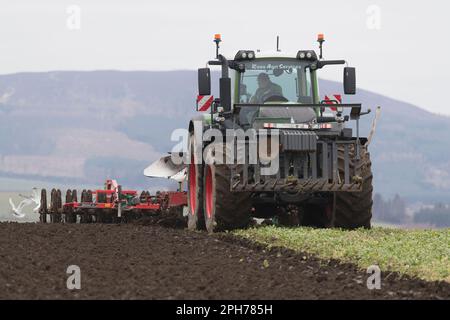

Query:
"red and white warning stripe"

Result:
[[324, 94, 342, 111], [196, 95, 214, 112]]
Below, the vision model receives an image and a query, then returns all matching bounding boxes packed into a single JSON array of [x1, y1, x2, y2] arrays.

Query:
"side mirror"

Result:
[[343, 67, 356, 95], [198, 68, 211, 95]]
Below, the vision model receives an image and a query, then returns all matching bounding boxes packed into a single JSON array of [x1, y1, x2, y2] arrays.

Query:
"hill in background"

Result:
[[0, 70, 449, 203]]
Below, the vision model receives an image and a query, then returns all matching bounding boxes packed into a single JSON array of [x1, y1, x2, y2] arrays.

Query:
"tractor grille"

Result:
[[280, 130, 317, 152], [229, 139, 361, 193]]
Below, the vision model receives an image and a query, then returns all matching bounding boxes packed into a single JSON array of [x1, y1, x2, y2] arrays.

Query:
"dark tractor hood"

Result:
[[257, 105, 317, 123], [238, 104, 317, 128]]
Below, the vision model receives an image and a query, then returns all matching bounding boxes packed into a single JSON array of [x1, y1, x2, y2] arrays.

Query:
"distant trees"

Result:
[[414, 204, 450, 228], [373, 194, 450, 228], [373, 193, 408, 224]]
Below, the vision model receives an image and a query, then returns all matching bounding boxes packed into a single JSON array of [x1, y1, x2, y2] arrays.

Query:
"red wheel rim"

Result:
[[205, 166, 213, 219], [188, 155, 196, 215]]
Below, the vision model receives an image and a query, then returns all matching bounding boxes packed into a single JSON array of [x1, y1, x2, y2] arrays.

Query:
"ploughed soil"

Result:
[[0, 222, 449, 300]]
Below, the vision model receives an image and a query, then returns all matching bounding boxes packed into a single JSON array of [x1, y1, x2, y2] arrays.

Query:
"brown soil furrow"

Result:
[[0, 223, 448, 300]]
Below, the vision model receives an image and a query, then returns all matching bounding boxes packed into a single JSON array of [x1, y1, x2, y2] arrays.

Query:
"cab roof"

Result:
[[250, 50, 300, 59], [228, 50, 317, 61]]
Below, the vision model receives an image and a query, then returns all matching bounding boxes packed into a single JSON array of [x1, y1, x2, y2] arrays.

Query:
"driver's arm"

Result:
[[274, 83, 283, 96], [249, 88, 261, 104]]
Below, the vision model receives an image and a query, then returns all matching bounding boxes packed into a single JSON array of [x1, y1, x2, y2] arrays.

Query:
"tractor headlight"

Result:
[[297, 50, 318, 61], [234, 50, 256, 61]]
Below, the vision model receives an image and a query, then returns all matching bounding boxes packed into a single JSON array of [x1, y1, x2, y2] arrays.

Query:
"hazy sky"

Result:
[[1, 0, 449, 115]]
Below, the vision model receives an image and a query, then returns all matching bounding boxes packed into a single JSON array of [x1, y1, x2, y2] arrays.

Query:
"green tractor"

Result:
[[186, 34, 375, 233]]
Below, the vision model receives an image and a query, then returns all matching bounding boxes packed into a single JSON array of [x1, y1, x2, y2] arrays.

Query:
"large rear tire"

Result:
[[187, 132, 205, 230], [203, 163, 252, 233], [334, 145, 373, 229]]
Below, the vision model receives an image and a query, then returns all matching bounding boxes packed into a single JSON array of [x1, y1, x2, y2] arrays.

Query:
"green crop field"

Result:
[[234, 226, 450, 283]]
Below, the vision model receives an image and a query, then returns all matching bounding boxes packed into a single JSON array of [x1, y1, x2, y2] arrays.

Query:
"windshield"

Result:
[[238, 59, 313, 104]]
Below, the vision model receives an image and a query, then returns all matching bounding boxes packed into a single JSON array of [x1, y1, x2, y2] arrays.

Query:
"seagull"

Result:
[[9, 198, 32, 218], [9, 188, 42, 218], [19, 188, 41, 212]]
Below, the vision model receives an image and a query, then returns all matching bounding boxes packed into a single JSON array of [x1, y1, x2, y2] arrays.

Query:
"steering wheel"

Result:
[[263, 95, 289, 103]]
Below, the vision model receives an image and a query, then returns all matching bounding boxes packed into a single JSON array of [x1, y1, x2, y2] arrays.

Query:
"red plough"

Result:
[[38, 179, 187, 224]]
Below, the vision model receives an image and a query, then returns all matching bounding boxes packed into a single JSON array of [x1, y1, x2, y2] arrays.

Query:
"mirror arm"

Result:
[[316, 60, 346, 69], [217, 54, 229, 78]]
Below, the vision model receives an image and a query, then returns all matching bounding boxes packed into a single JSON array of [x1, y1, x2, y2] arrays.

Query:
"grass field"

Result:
[[234, 226, 450, 283]]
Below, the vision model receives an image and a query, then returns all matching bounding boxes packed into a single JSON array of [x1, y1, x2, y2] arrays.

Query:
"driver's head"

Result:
[[257, 73, 270, 89]]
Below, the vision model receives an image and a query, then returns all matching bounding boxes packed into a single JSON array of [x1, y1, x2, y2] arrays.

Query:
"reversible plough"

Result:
[[38, 179, 187, 224]]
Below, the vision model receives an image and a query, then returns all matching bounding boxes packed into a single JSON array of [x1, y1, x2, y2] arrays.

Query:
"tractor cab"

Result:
[[198, 34, 357, 131], [232, 53, 318, 129], [234, 52, 315, 105]]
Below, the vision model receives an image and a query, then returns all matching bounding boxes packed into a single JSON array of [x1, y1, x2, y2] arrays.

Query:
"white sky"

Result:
[[0, 0, 449, 115]]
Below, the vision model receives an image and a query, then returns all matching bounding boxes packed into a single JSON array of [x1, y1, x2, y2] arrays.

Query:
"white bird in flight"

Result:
[[9, 188, 41, 218]]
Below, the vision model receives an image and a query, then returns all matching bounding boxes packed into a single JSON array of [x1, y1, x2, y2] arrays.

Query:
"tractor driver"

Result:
[[249, 72, 283, 104]]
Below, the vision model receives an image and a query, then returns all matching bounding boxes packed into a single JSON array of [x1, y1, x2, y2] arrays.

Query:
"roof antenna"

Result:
[[276, 36, 281, 52]]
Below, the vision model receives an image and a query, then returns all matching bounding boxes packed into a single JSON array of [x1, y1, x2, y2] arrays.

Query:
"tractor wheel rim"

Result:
[[205, 165, 213, 219], [188, 155, 196, 215]]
